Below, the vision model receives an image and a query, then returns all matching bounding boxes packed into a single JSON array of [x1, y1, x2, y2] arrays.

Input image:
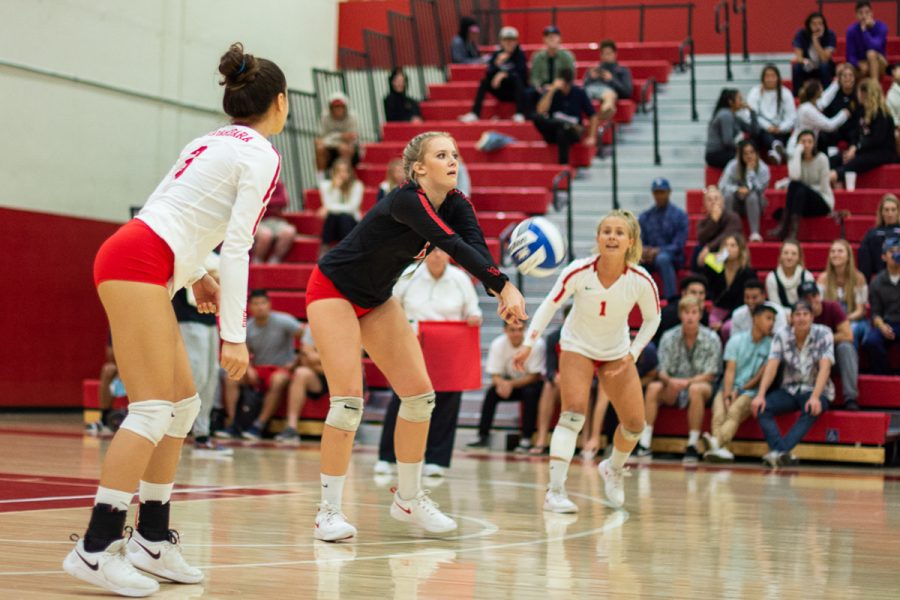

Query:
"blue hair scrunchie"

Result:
[[236, 59, 246, 75]]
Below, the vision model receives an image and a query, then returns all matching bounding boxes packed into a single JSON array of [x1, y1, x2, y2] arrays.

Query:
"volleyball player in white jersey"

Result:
[[63, 43, 286, 597], [514, 210, 661, 511]]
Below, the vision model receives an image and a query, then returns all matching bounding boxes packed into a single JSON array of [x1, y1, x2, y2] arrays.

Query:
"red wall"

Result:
[[339, 0, 897, 55], [0, 208, 120, 408]]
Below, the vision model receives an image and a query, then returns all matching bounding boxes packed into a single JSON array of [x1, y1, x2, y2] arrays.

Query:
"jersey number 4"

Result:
[[174, 145, 208, 179], [598, 301, 607, 317]]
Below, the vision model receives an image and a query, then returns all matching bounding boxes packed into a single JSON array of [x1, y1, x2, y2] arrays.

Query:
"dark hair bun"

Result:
[[218, 42, 260, 90]]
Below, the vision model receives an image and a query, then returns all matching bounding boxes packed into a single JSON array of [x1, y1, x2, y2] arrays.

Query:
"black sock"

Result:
[[137, 501, 171, 542], [83, 504, 127, 552], [195, 435, 209, 444], [100, 408, 112, 425]]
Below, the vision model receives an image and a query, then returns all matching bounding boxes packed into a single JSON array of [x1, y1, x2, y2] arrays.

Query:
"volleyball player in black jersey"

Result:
[[306, 131, 527, 540]]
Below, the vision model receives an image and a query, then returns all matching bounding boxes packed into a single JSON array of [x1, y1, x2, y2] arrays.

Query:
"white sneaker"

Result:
[[458, 112, 478, 123], [704, 447, 735, 463], [598, 459, 626, 508], [85, 421, 113, 437], [373, 460, 393, 475], [512, 113, 526, 122], [63, 537, 160, 598], [543, 488, 578, 514], [422, 463, 445, 478], [390, 489, 457, 533], [126, 529, 203, 584], [702, 432, 720, 452], [762, 450, 782, 468], [314, 502, 357, 542], [749, 232, 763, 242]]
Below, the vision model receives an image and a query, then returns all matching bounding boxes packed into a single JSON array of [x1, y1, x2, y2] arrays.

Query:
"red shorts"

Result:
[[305, 265, 374, 319], [253, 365, 290, 392], [93, 219, 174, 288]]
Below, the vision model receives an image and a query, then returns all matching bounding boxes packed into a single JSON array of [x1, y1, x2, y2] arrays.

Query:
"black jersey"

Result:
[[318, 181, 508, 308]]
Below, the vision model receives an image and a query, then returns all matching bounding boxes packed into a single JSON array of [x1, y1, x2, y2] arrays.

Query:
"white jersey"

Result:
[[137, 125, 281, 343], [524, 255, 661, 362]]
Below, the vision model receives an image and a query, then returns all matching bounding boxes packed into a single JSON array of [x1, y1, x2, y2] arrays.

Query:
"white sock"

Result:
[[320, 474, 345, 508], [396, 461, 423, 500], [610, 447, 630, 470], [95, 486, 134, 512], [139, 481, 173, 504], [549, 459, 571, 492], [639, 424, 653, 448], [687, 430, 700, 447]]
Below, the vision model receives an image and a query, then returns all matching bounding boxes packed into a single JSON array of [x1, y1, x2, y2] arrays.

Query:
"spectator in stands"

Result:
[[746, 64, 795, 162], [818, 239, 870, 348], [730, 279, 789, 337], [766, 240, 816, 309], [702, 234, 757, 329], [718, 141, 770, 242], [862, 236, 900, 374], [704, 304, 778, 462], [818, 63, 861, 152], [774, 130, 834, 240], [638, 296, 721, 462], [377, 158, 405, 202], [639, 177, 689, 300], [845, 1, 889, 80], [252, 180, 297, 265], [532, 67, 600, 165], [706, 88, 758, 168], [175, 253, 231, 457], [85, 339, 119, 437], [459, 26, 528, 123], [791, 12, 837, 90], [859, 193, 900, 280], [694, 185, 743, 270], [831, 78, 899, 186], [655, 274, 710, 345], [376, 248, 483, 475], [467, 321, 545, 451], [314, 92, 359, 176], [274, 327, 328, 445], [529, 25, 576, 113], [318, 158, 364, 254], [583, 39, 633, 122], [798, 280, 860, 410], [451, 16, 483, 64], [383, 68, 422, 123], [888, 64, 900, 132], [786, 81, 850, 157], [752, 299, 835, 467], [218, 290, 302, 439]]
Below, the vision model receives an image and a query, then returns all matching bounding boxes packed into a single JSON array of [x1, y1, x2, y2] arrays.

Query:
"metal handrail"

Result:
[[551, 170, 575, 262], [640, 77, 661, 166], [732, 0, 749, 62], [714, 0, 733, 81], [677, 37, 699, 121], [597, 122, 620, 210]]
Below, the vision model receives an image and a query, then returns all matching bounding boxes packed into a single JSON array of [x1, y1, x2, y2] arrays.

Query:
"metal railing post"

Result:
[[734, 0, 749, 62], [652, 79, 660, 165], [638, 5, 646, 42], [715, 0, 733, 81], [611, 124, 619, 210], [689, 38, 698, 121]]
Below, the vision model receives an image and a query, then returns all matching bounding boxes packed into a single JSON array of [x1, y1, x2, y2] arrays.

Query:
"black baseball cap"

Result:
[[793, 300, 814, 314], [752, 304, 778, 317], [798, 281, 820, 298], [543, 25, 561, 35]]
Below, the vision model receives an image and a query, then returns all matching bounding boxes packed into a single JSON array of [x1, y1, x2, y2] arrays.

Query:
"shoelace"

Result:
[[318, 502, 349, 523], [413, 490, 443, 516]]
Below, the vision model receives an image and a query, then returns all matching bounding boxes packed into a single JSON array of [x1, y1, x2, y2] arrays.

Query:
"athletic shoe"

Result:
[[704, 447, 735, 463], [63, 537, 159, 598], [702, 432, 720, 452], [633, 443, 652, 458], [762, 450, 782, 468], [843, 400, 860, 411], [373, 460, 393, 475], [543, 488, 578, 514], [314, 502, 357, 542], [749, 232, 764, 242], [598, 459, 626, 508], [513, 440, 532, 454], [274, 427, 301, 445], [85, 421, 113, 437], [682, 445, 700, 464], [390, 489, 457, 533], [466, 436, 489, 449], [458, 112, 478, 123], [192, 439, 234, 459], [767, 148, 783, 165], [512, 113, 526, 122], [213, 424, 241, 439], [422, 463, 445, 478], [778, 453, 800, 467], [126, 529, 203, 584], [241, 424, 264, 441]]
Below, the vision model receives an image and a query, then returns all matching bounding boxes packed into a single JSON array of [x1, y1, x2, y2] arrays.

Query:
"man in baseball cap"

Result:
[[638, 177, 688, 299], [459, 25, 528, 122], [528, 24, 576, 111], [861, 236, 900, 374]]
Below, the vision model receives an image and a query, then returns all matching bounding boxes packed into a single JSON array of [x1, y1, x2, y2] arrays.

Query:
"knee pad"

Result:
[[120, 400, 175, 445], [325, 396, 364, 432], [397, 391, 436, 423], [620, 424, 644, 442], [557, 411, 586, 433], [167, 394, 201, 439]]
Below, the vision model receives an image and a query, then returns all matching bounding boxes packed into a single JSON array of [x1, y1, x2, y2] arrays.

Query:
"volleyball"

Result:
[[508, 216, 567, 277]]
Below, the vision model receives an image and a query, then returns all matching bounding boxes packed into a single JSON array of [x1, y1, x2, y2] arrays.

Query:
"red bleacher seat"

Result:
[[687, 214, 871, 242], [284, 236, 320, 263], [363, 139, 598, 168], [248, 264, 314, 292], [357, 163, 567, 189], [383, 121, 545, 142], [448, 61, 670, 84], [480, 42, 682, 65], [82, 379, 128, 411], [686, 188, 892, 216], [281, 211, 324, 235], [466, 186, 552, 214], [475, 211, 528, 237], [420, 97, 636, 123], [268, 291, 307, 320], [363, 358, 391, 389]]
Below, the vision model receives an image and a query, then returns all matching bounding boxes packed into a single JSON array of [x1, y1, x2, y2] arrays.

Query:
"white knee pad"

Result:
[[167, 394, 201, 439], [620, 424, 644, 442], [120, 400, 175, 445], [325, 396, 364, 432], [397, 391, 436, 423], [550, 412, 585, 461], [557, 411, 586, 433]]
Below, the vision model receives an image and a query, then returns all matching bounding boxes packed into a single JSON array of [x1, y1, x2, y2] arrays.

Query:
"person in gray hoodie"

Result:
[[705, 88, 758, 168], [582, 39, 632, 121]]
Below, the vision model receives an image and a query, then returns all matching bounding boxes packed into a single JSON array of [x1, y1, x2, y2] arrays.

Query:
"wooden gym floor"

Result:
[[1, 414, 899, 599]]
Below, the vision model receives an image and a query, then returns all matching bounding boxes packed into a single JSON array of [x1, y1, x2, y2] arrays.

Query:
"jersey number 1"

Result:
[[598, 301, 607, 317], [174, 145, 208, 179]]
